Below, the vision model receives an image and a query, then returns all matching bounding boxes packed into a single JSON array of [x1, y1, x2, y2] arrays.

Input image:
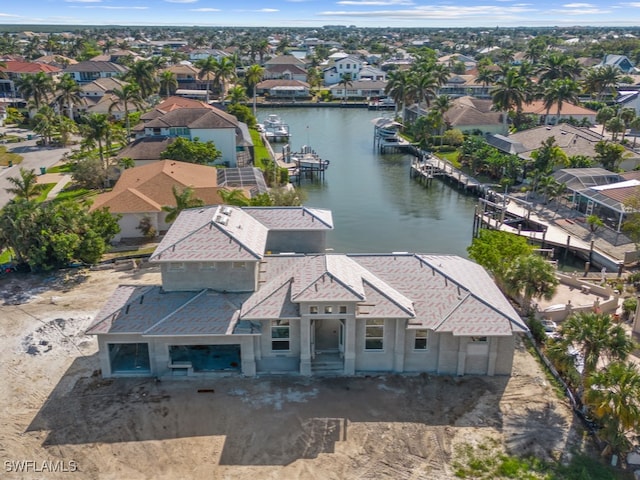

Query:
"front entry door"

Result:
[[314, 318, 341, 352]]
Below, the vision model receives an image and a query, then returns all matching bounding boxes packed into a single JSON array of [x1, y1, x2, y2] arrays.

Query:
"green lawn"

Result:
[[53, 188, 97, 204], [250, 128, 272, 169], [35, 183, 56, 202], [0, 146, 23, 167], [47, 163, 73, 174]]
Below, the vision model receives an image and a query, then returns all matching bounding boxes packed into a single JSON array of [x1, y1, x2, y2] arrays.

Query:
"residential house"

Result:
[[404, 96, 507, 136], [520, 100, 597, 126], [90, 49, 142, 64], [438, 74, 492, 99], [63, 61, 128, 84], [264, 55, 308, 82], [329, 80, 386, 101], [86, 205, 525, 378], [160, 64, 201, 92], [323, 55, 365, 86], [552, 168, 640, 232], [188, 49, 229, 62], [488, 124, 639, 170], [597, 54, 636, 74], [0, 60, 61, 98], [77, 77, 131, 120], [132, 97, 253, 167], [256, 79, 311, 100]]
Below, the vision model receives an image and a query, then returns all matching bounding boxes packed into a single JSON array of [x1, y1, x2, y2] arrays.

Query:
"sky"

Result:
[[0, 0, 639, 29]]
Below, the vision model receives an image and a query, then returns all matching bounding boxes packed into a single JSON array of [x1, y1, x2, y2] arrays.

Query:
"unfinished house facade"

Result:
[[87, 205, 525, 378]]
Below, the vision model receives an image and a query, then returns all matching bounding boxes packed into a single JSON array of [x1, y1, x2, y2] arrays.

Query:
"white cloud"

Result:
[[190, 7, 221, 11], [337, 0, 414, 5], [165, 0, 198, 3]]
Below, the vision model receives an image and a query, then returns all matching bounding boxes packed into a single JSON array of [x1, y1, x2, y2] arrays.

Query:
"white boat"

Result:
[[264, 114, 286, 128], [262, 114, 290, 142], [290, 146, 329, 170]]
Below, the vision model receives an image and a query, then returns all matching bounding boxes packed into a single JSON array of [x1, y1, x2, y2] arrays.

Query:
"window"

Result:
[[414, 330, 428, 350], [271, 320, 290, 351], [365, 319, 384, 350], [232, 261, 246, 269], [199, 262, 216, 270], [324, 306, 333, 314], [168, 262, 185, 272], [339, 306, 347, 314], [471, 336, 488, 343], [309, 306, 318, 314]]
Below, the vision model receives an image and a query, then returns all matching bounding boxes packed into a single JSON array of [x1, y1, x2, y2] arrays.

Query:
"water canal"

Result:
[[259, 107, 478, 257]]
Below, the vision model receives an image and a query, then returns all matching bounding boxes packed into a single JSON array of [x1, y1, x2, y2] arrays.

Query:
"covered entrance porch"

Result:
[[312, 318, 343, 374]]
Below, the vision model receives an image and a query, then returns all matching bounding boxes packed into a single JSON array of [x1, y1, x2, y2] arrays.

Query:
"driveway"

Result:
[[0, 126, 72, 208]]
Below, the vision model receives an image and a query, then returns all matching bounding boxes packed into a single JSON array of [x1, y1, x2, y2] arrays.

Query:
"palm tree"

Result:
[[81, 113, 111, 171], [15, 72, 55, 113], [629, 116, 640, 148], [109, 83, 144, 141], [55, 73, 82, 120], [33, 106, 58, 145], [158, 70, 178, 98], [560, 312, 635, 395], [585, 361, 640, 457], [537, 53, 583, 83], [195, 56, 217, 103], [384, 69, 409, 117], [618, 107, 636, 143], [475, 66, 495, 88], [5, 168, 45, 200], [542, 78, 580, 125], [491, 68, 527, 130], [505, 254, 558, 313], [596, 106, 616, 137], [244, 64, 264, 116], [219, 188, 250, 206], [213, 56, 237, 106], [606, 116, 626, 142], [125, 60, 157, 98], [432, 94, 452, 145], [162, 186, 205, 223], [225, 85, 248, 105], [338, 72, 353, 102]]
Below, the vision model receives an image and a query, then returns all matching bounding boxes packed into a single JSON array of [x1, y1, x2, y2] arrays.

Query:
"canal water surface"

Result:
[[259, 107, 478, 257]]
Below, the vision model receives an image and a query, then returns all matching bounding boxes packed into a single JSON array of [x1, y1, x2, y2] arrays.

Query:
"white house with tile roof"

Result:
[[87, 205, 525, 378]]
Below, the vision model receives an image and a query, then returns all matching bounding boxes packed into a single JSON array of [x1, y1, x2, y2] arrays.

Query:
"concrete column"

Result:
[[394, 319, 406, 373], [456, 337, 467, 376], [487, 338, 497, 376], [300, 317, 312, 375], [241, 337, 256, 377], [344, 317, 356, 375]]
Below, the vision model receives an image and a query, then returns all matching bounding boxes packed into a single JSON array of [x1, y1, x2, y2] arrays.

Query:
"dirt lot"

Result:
[[0, 266, 585, 479]]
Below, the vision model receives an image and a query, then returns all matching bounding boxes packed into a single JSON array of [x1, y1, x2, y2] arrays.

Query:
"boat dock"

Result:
[[279, 144, 329, 183], [410, 155, 489, 196], [372, 117, 418, 153], [472, 195, 632, 271]]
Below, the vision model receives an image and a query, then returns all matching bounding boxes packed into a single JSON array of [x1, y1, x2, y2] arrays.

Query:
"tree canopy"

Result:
[[0, 199, 119, 271], [160, 137, 222, 165]]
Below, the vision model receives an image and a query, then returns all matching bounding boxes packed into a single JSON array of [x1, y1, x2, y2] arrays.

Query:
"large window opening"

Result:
[[108, 343, 151, 374], [271, 320, 290, 351], [365, 319, 384, 351], [169, 345, 241, 372], [414, 330, 429, 350]]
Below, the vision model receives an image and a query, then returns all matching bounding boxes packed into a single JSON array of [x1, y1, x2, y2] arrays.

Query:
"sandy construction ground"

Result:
[[0, 266, 584, 479]]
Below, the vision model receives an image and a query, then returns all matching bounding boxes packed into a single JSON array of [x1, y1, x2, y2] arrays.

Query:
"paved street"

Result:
[[0, 126, 72, 207]]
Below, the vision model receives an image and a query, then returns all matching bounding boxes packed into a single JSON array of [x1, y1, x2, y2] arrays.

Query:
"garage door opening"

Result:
[[169, 345, 241, 372], [109, 343, 151, 374]]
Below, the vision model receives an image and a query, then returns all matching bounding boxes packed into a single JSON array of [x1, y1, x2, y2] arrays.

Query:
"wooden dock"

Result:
[[410, 155, 487, 195]]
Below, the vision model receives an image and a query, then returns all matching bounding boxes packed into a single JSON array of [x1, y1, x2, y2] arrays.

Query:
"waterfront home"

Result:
[[131, 97, 253, 167], [323, 55, 366, 85], [264, 55, 308, 82], [87, 205, 525, 378], [329, 80, 387, 101], [256, 79, 311, 100], [520, 100, 598, 126]]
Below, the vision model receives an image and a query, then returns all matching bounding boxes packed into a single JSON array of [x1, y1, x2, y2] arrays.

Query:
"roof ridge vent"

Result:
[[215, 214, 229, 226]]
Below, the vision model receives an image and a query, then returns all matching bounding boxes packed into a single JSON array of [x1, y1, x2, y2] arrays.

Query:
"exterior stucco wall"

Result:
[[265, 231, 327, 254], [159, 261, 258, 292], [354, 318, 396, 372], [189, 128, 238, 167], [403, 329, 440, 373], [255, 318, 301, 373]]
